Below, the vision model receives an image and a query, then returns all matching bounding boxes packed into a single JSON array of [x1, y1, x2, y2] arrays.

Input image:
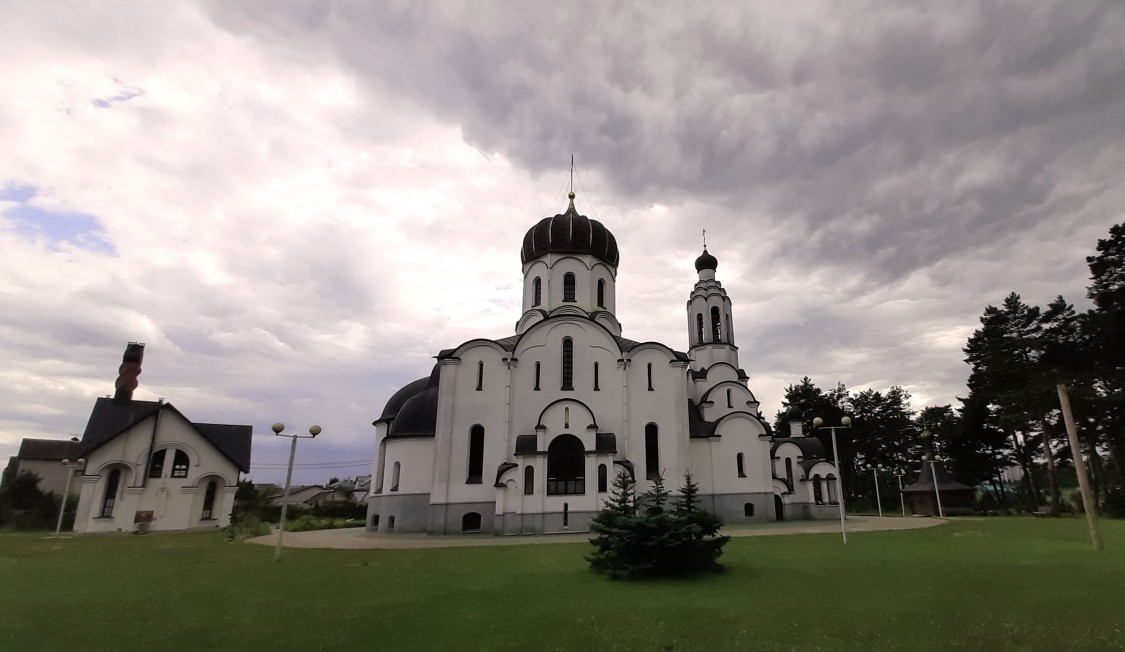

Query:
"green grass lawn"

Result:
[[2, 518, 1123, 651]]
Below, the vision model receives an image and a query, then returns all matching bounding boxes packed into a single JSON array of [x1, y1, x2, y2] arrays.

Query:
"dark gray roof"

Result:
[[17, 438, 81, 461], [902, 461, 974, 493], [379, 363, 441, 438], [688, 400, 717, 438], [521, 202, 620, 267], [78, 397, 252, 472], [595, 433, 617, 454], [771, 437, 828, 460], [515, 435, 537, 455]]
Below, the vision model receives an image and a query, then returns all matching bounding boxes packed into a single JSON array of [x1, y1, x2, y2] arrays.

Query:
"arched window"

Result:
[[524, 465, 534, 495], [647, 363, 653, 391], [100, 468, 120, 518], [390, 461, 401, 492], [388, 515, 396, 529], [371, 514, 380, 528], [561, 338, 573, 390], [476, 361, 484, 391], [737, 453, 746, 478], [467, 425, 484, 484], [645, 424, 660, 480], [171, 450, 189, 478], [597, 279, 605, 308], [547, 435, 585, 495], [785, 458, 794, 490], [711, 306, 722, 341], [827, 474, 838, 504], [148, 449, 166, 478], [533, 277, 542, 306], [201, 480, 217, 520], [593, 362, 600, 391], [813, 475, 824, 504], [696, 313, 704, 344], [563, 273, 576, 302], [744, 503, 755, 517], [598, 464, 608, 493], [534, 362, 541, 391], [727, 388, 732, 408], [462, 512, 482, 532]]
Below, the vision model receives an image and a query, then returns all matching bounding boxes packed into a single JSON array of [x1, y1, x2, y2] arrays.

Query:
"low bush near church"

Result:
[[586, 472, 730, 579]]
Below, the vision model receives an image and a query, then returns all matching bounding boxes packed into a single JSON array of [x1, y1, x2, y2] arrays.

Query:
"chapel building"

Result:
[[366, 193, 839, 534]]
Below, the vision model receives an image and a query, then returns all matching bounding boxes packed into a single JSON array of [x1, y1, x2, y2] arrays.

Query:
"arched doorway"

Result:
[[547, 434, 585, 495], [774, 494, 785, 521]]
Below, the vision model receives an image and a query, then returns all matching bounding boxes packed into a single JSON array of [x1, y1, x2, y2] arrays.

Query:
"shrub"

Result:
[[587, 472, 730, 580], [1103, 487, 1125, 518], [0, 472, 75, 531], [224, 512, 271, 540]]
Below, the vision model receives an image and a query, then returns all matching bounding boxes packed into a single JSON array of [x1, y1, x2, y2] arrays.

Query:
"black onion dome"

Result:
[[695, 248, 718, 272], [521, 196, 620, 266], [379, 363, 440, 438], [785, 405, 804, 421]]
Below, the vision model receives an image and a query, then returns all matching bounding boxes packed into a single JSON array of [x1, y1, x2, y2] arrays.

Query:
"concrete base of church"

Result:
[[366, 493, 430, 533], [700, 492, 776, 523], [427, 502, 497, 534], [782, 502, 839, 520]]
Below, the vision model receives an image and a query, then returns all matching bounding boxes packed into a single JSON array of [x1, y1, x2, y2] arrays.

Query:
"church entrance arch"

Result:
[[547, 434, 585, 495], [774, 494, 785, 521]]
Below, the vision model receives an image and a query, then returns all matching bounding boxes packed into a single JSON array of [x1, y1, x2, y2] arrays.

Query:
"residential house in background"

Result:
[[72, 343, 253, 533], [3, 437, 82, 496]]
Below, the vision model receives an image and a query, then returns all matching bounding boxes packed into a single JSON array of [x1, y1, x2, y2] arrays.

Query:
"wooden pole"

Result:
[[1056, 383, 1103, 551]]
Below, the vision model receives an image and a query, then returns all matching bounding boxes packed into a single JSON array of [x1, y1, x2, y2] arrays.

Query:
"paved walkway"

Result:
[[247, 515, 944, 550]]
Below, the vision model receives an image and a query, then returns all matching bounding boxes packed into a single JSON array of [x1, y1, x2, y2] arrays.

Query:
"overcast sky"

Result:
[[2, 2, 1123, 485]]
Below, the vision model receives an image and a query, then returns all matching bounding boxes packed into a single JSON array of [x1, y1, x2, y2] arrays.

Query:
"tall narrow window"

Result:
[[737, 453, 746, 478], [476, 361, 484, 391], [696, 313, 705, 344], [563, 502, 569, 528], [597, 279, 605, 308], [727, 389, 732, 408], [647, 362, 653, 391], [467, 425, 484, 484], [645, 424, 660, 480], [533, 277, 542, 306], [391, 461, 401, 492], [561, 338, 573, 390], [100, 469, 120, 518], [564, 407, 570, 429], [148, 449, 166, 478], [524, 465, 534, 495], [563, 273, 576, 302], [711, 306, 722, 341], [598, 464, 608, 493], [726, 314, 733, 343], [785, 458, 794, 489], [593, 362, 600, 391], [201, 480, 217, 520], [813, 476, 824, 504], [171, 449, 189, 478], [534, 362, 541, 391]]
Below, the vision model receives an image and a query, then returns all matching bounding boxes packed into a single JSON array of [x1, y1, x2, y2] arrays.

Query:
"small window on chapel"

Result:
[[171, 450, 189, 478], [148, 449, 166, 478], [593, 362, 600, 391], [533, 277, 542, 306], [597, 279, 606, 308], [563, 273, 576, 302], [476, 361, 484, 391], [562, 338, 574, 390]]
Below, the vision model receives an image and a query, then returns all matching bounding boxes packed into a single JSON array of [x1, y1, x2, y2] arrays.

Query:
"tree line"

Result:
[[776, 222, 1124, 516]]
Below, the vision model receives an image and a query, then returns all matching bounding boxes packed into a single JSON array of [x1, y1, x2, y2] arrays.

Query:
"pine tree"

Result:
[[585, 470, 641, 579]]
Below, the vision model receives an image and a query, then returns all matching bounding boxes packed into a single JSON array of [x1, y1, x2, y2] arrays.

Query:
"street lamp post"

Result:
[[865, 464, 884, 517], [54, 458, 85, 537], [813, 416, 852, 544], [920, 430, 945, 518], [893, 468, 906, 516], [272, 422, 321, 561]]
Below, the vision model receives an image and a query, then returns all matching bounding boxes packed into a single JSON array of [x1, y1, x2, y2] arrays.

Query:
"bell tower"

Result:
[[686, 245, 739, 370]]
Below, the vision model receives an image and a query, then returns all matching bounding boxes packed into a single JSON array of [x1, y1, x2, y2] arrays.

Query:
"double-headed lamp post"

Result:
[[920, 430, 945, 518], [813, 416, 852, 544], [54, 458, 85, 537], [865, 464, 885, 517], [893, 468, 906, 516], [272, 422, 321, 562]]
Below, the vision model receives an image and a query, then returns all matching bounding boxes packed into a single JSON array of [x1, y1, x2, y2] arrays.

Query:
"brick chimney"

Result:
[[113, 342, 145, 402]]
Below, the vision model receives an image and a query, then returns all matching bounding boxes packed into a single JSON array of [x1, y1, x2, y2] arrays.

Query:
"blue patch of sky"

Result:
[[92, 85, 144, 109], [1, 182, 116, 255]]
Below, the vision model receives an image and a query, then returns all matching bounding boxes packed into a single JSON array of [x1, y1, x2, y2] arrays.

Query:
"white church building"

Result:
[[366, 193, 839, 535]]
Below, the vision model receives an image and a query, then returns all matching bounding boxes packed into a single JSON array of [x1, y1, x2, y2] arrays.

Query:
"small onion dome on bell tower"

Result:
[[694, 248, 718, 272], [785, 406, 805, 437]]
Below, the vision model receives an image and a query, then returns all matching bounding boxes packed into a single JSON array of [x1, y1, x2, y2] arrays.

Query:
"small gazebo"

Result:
[[902, 459, 975, 516]]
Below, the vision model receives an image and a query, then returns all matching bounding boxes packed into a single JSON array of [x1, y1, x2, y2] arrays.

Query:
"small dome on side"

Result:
[[785, 405, 804, 421], [694, 248, 718, 272]]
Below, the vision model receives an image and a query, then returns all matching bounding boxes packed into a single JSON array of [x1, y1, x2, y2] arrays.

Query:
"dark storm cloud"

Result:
[[204, 1, 1125, 282]]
